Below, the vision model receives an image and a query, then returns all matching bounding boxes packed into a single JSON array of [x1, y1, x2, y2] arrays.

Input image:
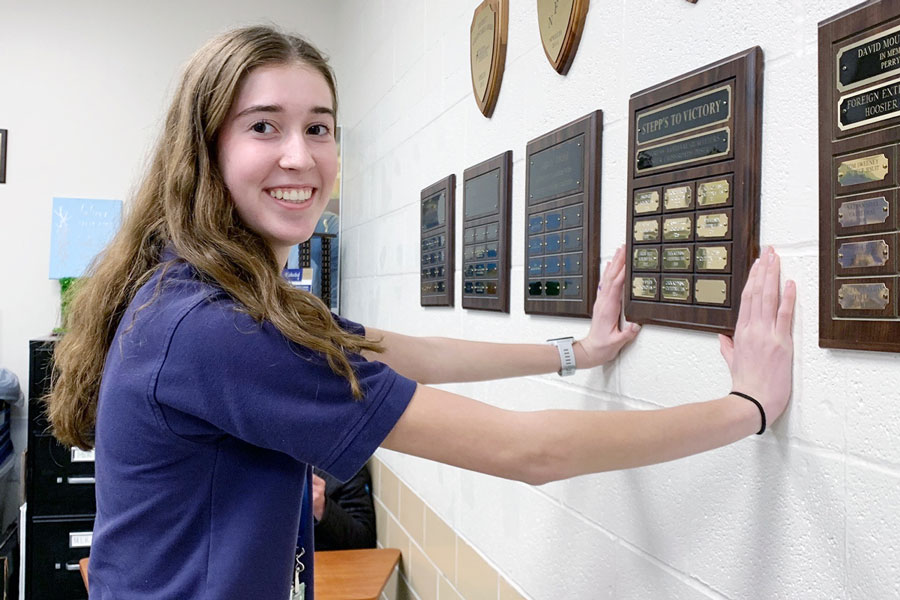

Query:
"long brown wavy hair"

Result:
[[47, 26, 382, 450]]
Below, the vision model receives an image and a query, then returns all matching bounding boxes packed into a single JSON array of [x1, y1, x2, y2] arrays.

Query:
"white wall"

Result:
[[0, 0, 338, 525], [333, 1, 900, 599]]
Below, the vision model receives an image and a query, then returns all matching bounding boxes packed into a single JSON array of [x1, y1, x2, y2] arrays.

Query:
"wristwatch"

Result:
[[547, 336, 576, 376]]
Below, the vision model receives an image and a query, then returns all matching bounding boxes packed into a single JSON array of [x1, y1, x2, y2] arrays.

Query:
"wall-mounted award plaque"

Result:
[[0, 129, 7, 184], [625, 48, 763, 333], [537, 0, 589, 75], [420, 175, 455, 307], [819, 0, 900, 353], [462, 151, 512, 312], [470, 0, 508, 118], [524, 111, 602, 317]]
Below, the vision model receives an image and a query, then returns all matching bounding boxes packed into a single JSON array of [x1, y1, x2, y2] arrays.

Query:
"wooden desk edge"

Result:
[[314, 547, 402, 600]]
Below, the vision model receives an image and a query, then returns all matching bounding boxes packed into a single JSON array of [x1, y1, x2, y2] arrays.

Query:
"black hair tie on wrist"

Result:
[[731, 391, 766, 435]]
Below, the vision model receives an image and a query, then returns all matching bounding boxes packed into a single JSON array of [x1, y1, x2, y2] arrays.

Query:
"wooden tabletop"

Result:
[[314, 548, 401, 600]]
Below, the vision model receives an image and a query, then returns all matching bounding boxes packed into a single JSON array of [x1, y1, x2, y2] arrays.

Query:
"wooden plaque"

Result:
[[524, 111, 602, 317], [537, 0, 589, 75], [819, 0, 900, 352], [625, 48, 763, 334], [420, 175, 455, 307], [470, 0, 508, 118], [462, 151, 512, 312], [0, 129, 7, 184]]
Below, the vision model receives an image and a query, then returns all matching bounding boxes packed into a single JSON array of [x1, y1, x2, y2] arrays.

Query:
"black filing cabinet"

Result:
[[25, 338, 94, 599]]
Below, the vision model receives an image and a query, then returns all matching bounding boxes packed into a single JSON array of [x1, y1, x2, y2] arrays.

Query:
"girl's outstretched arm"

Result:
[[381, 248, 796, 483], [364, 246, 640, 384]]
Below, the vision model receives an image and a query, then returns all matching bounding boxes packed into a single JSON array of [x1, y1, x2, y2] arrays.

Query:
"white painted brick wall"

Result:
[[334, 1, 900, 598]]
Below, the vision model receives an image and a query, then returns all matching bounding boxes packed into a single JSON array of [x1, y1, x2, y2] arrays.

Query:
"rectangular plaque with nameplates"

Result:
[[420, 175, 456, 307], [463, 151, 512, 312], [625, 48, 762, 332], [820, 0, 900, 352], [525, 111, 602, 318]]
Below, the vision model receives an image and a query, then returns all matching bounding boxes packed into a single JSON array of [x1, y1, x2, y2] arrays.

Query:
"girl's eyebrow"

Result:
[[234, 104, 282, 118], [311, 106, 336, 119], [233, 104, 335, 119]]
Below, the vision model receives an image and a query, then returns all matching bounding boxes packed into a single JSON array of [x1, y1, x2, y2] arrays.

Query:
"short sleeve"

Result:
[[153, 297, 415, 481], [332, 313, 365, 337]]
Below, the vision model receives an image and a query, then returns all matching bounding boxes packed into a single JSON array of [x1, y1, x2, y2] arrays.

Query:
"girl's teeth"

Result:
[[270, 189, 312, 202]]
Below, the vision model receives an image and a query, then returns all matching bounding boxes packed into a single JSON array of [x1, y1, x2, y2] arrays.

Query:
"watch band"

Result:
[[547, 336, 576, 376]]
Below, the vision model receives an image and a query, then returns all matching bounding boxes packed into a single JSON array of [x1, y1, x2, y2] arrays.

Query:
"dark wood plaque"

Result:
[[537, 0, 589, 75], [625, 48, 763, 334], [462, 151, 512, 312], [524, 111, 602, 317], [0, 129, 6, 184], [420, 175, 455, 307], [470, 0, 509, 118], [819, 0, 900, 353]]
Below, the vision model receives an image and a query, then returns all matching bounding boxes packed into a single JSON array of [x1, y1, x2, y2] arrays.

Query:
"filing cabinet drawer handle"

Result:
[[67, 476, 95, 485]]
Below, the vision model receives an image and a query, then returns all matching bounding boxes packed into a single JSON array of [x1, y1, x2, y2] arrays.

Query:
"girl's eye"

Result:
[[251, 121, 274, 134], [308, 124, 330, 136]]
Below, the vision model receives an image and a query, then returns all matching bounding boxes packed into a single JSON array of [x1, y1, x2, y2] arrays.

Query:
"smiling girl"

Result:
[[47, 26, 795, 599]]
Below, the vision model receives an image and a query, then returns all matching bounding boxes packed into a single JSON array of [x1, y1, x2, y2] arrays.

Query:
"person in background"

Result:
[[45, 26, 796, 600], [311, 465, 376, 551]]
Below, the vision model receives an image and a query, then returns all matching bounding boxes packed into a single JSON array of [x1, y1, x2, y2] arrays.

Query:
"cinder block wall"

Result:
[[371, 457, 526, 600], [335, 1, 900, 598]]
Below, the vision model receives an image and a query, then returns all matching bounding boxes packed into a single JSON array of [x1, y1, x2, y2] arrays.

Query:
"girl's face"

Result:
[[217, 63, 337, 265]]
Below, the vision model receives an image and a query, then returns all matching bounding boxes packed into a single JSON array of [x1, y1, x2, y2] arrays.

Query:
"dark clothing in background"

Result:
[[314, 465, 376, 551]]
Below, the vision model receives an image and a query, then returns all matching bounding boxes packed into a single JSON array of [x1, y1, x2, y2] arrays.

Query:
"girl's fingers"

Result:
[[751, 247, 771, 324], [775, 279, 797, 340], [761, 250, 781, 327]]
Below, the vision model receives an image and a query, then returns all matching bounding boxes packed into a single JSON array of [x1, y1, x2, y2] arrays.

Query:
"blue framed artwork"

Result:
[[50, 197, 123, 279]]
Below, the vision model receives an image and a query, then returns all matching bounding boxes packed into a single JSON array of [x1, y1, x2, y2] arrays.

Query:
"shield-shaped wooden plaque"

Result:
[[537, 0, 589, 75], [470, 0, 508, 117]]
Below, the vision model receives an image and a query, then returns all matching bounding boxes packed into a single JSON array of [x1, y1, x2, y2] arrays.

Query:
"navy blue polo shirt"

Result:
[[88, 253, 416, 599]]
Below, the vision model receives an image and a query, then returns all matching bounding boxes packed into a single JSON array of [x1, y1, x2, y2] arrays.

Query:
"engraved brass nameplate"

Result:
[[697, 179, 730, 206], [634, 219, 660, 241], [696, 246, 729, 271], [838, 77, 900, 131], [664, 186, 692, 210], [836, 23, 900, 92], [838, 196, 890, 228], [838, 282, 890, 310], [634, 190, 660, 214], [837, 239, 890, 269], [695, 279, 728, 304], [636, 127, 731, 173], [662, 277, 690, 301], [636, 84, 732, 146], [837, 154, 889, 186], [634, 247, 659, 270], [662, 247, 691, 270], [663, 216, 692, 240], [632, 276, 658, 298], [696, 213, 729, 238]]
